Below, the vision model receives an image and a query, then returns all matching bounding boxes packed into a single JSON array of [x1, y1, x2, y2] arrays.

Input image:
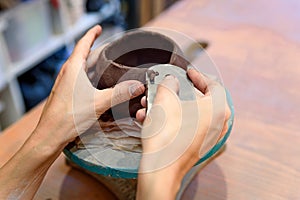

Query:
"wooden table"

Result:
[[1, 0, 300, 199]]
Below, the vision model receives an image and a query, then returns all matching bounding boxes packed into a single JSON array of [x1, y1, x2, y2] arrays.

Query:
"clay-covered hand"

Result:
[[136, 68, 231, 200]]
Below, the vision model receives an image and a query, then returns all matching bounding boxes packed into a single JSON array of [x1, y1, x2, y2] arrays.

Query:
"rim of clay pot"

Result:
[[103, 30, 182, 68]]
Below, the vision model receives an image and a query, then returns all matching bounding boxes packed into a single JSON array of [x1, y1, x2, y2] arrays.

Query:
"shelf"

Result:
[[64, 13, 101, 43], [7, 35, 63, 79], [63, 1, 118, 40], [6, 1, 117, 80], [6, 14, 101, 80], [0, 0, 120, 128]]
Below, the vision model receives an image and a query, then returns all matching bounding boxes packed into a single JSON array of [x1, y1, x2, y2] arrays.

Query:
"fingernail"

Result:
[[187, 65, 196, 71], [129, 83, 144, 96]]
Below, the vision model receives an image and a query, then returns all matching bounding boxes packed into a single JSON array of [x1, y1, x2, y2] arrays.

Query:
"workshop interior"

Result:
[[0, 0, 299, 199], [0, 0, 179, 129]]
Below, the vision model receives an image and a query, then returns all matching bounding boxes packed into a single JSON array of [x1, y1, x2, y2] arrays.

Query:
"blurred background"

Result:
[[0, 0, 179, 129]]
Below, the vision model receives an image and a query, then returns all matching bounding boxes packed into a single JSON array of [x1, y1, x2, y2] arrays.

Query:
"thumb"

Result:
[[94, 80, 145, 116], [141, 75, 181, 153], [153, 75, 180, 106], [143, 75, 180, 128]]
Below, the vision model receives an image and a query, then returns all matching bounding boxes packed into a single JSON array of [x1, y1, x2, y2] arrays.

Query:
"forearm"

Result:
[[0, 151, 56, 199], [0, 121, 71, 199], [0, 25, 105, 199]]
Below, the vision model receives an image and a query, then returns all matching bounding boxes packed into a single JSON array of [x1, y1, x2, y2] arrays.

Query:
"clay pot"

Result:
[[91, 30, 188, 121]]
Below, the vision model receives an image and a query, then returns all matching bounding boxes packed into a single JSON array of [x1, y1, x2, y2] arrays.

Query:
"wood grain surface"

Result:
[[1, 0, 300, 199]]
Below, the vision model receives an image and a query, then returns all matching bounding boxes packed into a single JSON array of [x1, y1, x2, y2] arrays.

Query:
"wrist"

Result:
[[29, 125, 70, 157], [34, 111, 77, 147], [137, 158, 185, 200], [137, 173, 182, 200]]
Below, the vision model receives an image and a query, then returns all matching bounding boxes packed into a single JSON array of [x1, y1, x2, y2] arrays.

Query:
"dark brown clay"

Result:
[[91, 30, 188, 121]]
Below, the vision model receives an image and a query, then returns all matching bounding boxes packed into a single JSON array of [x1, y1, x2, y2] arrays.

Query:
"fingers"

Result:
[[94, 80, 145, 116], [142, 75, 181, 140], [187, 68, 208, 94], [72, 25, 102, 61], [220, 102, 231, 138], [135, 96, 147, 122], [137, 76, 179, 123], [142, 75, 180, 127], [136, 108, 146, 122], [188, 68, 232, 146], [141, 96, 147, 107], [137, 74, 179, 121], [153, 75, 180, 105]]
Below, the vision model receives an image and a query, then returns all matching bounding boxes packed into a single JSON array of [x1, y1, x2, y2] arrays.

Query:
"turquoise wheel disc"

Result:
[[63, 89, 234, 179]]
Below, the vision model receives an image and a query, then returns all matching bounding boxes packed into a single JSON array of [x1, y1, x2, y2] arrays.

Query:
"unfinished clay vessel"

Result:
[[91, 30, 188, 121]]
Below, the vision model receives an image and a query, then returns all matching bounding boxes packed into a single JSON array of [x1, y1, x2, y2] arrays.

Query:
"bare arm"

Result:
[[0, 25, 145, 199], [136, 69, 231, 199]]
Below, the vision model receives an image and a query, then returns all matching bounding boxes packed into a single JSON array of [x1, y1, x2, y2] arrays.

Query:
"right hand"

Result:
[[136, 68, 231, 199]]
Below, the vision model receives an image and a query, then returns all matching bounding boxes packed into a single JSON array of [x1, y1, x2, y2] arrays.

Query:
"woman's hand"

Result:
[[34, 25, 145, 150], [0, 25, 145, 199], [136, 68, 231, 199]]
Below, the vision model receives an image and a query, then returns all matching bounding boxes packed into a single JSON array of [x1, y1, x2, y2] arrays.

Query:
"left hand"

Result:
[[0, 26, 145, 200], [33, 25, 145, 150]]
